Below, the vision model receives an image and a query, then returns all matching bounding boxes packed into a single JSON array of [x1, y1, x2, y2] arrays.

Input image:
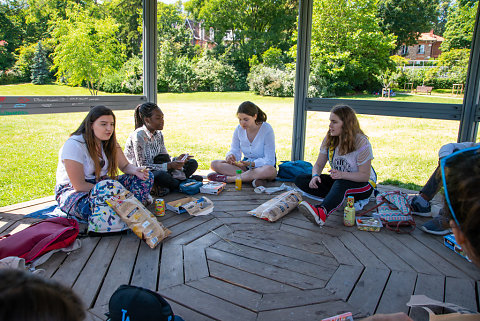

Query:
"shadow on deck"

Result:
[[0, 182, 479, 321]]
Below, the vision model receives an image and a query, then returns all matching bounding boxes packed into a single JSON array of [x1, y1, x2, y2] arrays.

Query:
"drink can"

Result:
[[343, 196, 355, 227], [155, 198, 165, 216]]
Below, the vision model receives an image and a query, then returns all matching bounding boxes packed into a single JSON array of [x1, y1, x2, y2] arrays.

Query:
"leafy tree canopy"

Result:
[[376, 0, 437, 49], [441, 0, 478, 51]]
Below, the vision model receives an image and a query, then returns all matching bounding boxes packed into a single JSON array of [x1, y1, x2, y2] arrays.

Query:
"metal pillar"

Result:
[[143, 0, 158, 104], [291, 0, 313, 160], [458, 1, 480, 142]]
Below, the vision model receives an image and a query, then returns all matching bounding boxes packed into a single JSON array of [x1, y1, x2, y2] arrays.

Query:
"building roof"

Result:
[[418, 29, 445, 42]]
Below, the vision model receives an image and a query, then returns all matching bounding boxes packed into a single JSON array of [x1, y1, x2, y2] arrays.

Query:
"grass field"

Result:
[[0, 84, 477, 207]]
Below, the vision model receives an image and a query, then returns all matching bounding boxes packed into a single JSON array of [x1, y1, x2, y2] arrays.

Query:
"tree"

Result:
[[441, 0, 478, 51], [30, 41, 49, 84], [52, 6, 125, 95], [306, 0, 396, 96], [376, 0, 438, 50]]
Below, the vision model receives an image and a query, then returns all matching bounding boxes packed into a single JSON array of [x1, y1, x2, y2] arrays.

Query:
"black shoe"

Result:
[[190, 175, 204, 182]]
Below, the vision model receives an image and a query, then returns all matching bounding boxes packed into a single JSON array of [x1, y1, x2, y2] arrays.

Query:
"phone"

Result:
[[180, 154, 189, 161]]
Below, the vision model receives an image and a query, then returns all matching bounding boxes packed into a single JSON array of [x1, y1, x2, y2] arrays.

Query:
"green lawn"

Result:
[[0, 84, 477, 207]]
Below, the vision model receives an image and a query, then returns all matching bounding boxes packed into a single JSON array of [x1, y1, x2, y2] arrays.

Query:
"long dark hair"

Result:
[[134, 102, 160, 129], [71, 105, 118, 180], [324, 104, 365, 155], [237, 101, 267, 124]]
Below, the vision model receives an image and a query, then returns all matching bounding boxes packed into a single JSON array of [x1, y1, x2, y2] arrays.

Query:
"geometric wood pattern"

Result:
[[1, 183, 479, 321]]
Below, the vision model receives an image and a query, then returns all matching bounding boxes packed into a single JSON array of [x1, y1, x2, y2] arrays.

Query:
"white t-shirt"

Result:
[[226, 122, 276, 167], [56, 135, 108, 185], [320, 133, 376, 182]]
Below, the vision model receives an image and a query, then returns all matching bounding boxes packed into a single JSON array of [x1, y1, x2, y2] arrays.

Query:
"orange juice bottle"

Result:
[[235, 170, 242, 191]]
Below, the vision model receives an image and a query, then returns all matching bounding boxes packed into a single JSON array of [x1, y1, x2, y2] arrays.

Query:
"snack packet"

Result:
[[248, 190, 302, 222], [106, 191, 171, 248]]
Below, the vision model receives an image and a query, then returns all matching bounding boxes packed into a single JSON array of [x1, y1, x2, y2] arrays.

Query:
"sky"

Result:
[[158, 0, 180, 4]]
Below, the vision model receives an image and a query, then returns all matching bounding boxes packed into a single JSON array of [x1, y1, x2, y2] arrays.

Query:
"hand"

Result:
[[226, 154, 236, 165], [309, 175, 321, 189], [239, 160, 253, 168], [329, 169, 344, 180], [134, 167, 149, 181], [168, 160, 184, 170]]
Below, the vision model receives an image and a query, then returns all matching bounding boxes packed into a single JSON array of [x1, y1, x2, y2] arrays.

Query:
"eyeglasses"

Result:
[[440, 145, 480, 228]]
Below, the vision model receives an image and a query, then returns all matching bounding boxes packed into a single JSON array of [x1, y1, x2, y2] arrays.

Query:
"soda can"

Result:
[[155, 198, 165, 217]]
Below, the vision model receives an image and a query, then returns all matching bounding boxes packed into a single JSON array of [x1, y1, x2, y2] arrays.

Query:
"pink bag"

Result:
[[0, 217, 79, 263]]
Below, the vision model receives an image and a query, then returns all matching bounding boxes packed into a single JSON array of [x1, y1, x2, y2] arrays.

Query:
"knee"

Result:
[[186, 158, 198, 168], [210, 160, 221, 171], [264, 165, 277, 179]]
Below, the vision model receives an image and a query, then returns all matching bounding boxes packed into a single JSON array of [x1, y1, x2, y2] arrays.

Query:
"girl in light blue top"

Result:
[[209, 101, 277, 186]]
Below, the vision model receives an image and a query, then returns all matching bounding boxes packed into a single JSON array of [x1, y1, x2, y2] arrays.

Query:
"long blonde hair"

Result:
[[71, 106, 118, 180], [324, 105, 365, 155]]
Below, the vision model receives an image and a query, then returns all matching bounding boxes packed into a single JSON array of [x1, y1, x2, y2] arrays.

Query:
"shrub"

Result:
[[247, 65, 294, 97], [194, 55, 242, 92], [0, 68, 23, 85], [99, 56, 143, 94]]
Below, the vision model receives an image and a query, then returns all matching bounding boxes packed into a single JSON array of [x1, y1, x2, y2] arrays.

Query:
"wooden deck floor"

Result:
[[1, 182, 479, 321]]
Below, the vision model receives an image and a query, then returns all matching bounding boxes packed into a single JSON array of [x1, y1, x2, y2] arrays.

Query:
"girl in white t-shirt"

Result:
[[55, 106, 153, 233], [296, 105, 376, 226], [208, 101, 277, 186]]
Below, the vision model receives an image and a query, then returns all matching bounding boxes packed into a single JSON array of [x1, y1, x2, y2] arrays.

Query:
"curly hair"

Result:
[[324, 105, 365, 155], [443, 148, 480, 260]]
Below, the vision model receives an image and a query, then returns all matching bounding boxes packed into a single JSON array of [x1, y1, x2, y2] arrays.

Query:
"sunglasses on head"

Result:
[[440, 145, 480, 228]]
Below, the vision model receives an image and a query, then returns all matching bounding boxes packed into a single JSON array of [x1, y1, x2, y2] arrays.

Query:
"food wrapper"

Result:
[[106, 191, 171, 248], [248, 190, 302, 222], [166, 197, 214, 216]]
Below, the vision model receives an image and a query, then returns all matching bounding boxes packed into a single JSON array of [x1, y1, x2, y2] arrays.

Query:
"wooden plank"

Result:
[[373, 232, 441, 275], [0, 220, 15, 234], [206, 247, 325, 290], [52, 237, 100, 287], [257, 299, 365, 321], [230, 232, 338, 269], [326, 264, 364, 301], [38, 251, 68, 278], [409, 274, 445, 321], [187, 277, 262, 311], [94, 234, 140, 308], [3, 201, 57, 216], [186, 225, 232, 248], [131, 240, 161, 290], [445, 277, 477, 312], [8, 223, 31, 235], [281, 216, 345, 237], [73, 236, 122, 308], [184, 245, 209, 282], [338, 232, 388, 269], [166, 215, 213, 236], [168, 301, 213, 321], [160, 284, 257, 321], [352, 229, 414, 272], [392, 232, 470, 279], [158, 243, 184, 289], [170, 217, 223, 245], [376, 270, 417, 314], [234, 229, 335, 258], [348, 268, 391, 316], [208, 260, 297, 293], [212, 240, 335, 281], [321, 236, 362, 266], [259, 288, 338, 311]]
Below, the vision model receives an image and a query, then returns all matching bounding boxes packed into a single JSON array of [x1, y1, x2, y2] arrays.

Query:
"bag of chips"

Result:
[[248, 190, 302, 222], [106, 191, 171, 248]]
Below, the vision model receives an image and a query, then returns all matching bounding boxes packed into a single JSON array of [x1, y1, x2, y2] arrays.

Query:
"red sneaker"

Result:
[[207, 172, 227, 183], [298, 201, 326, 226]]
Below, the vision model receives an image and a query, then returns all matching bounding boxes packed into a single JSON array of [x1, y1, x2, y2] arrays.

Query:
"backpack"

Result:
[[0, 217, 79, 263], [107, 284, 184, 321], [179, 179, 203, 195], [360, 191, 415, 233], [277, 160, 313, 181]]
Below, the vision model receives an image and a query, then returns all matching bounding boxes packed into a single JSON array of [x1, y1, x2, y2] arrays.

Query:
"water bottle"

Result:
[[343, 195, 355, 226]]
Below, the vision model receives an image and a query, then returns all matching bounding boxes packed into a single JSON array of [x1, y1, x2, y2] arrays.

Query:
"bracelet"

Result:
[[312, 174, 319, 177]]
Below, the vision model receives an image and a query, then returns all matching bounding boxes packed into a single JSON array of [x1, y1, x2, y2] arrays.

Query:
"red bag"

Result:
[[0, 217, 79, 263]]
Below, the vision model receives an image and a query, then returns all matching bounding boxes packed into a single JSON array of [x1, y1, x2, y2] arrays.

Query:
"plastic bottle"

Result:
[[343, 195, 355, 226], [235, 170, 242, 191]]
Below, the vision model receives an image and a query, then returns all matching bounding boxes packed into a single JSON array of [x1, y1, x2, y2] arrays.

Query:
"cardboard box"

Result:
[[200, 181, 226, 195], [166, 196, 214, 216], [444, 233, 471, 262]]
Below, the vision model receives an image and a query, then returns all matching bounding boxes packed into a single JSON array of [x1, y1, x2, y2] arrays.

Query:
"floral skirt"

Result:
[[55, 172, 153, 233]]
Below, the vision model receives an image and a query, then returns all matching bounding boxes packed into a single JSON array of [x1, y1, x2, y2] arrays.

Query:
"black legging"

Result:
[[152, 159, 198, 191], [295, 174, 373, 216]]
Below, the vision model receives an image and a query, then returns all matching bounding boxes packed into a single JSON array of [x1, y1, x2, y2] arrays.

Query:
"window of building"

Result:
[[417, 44, 425, 54]]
